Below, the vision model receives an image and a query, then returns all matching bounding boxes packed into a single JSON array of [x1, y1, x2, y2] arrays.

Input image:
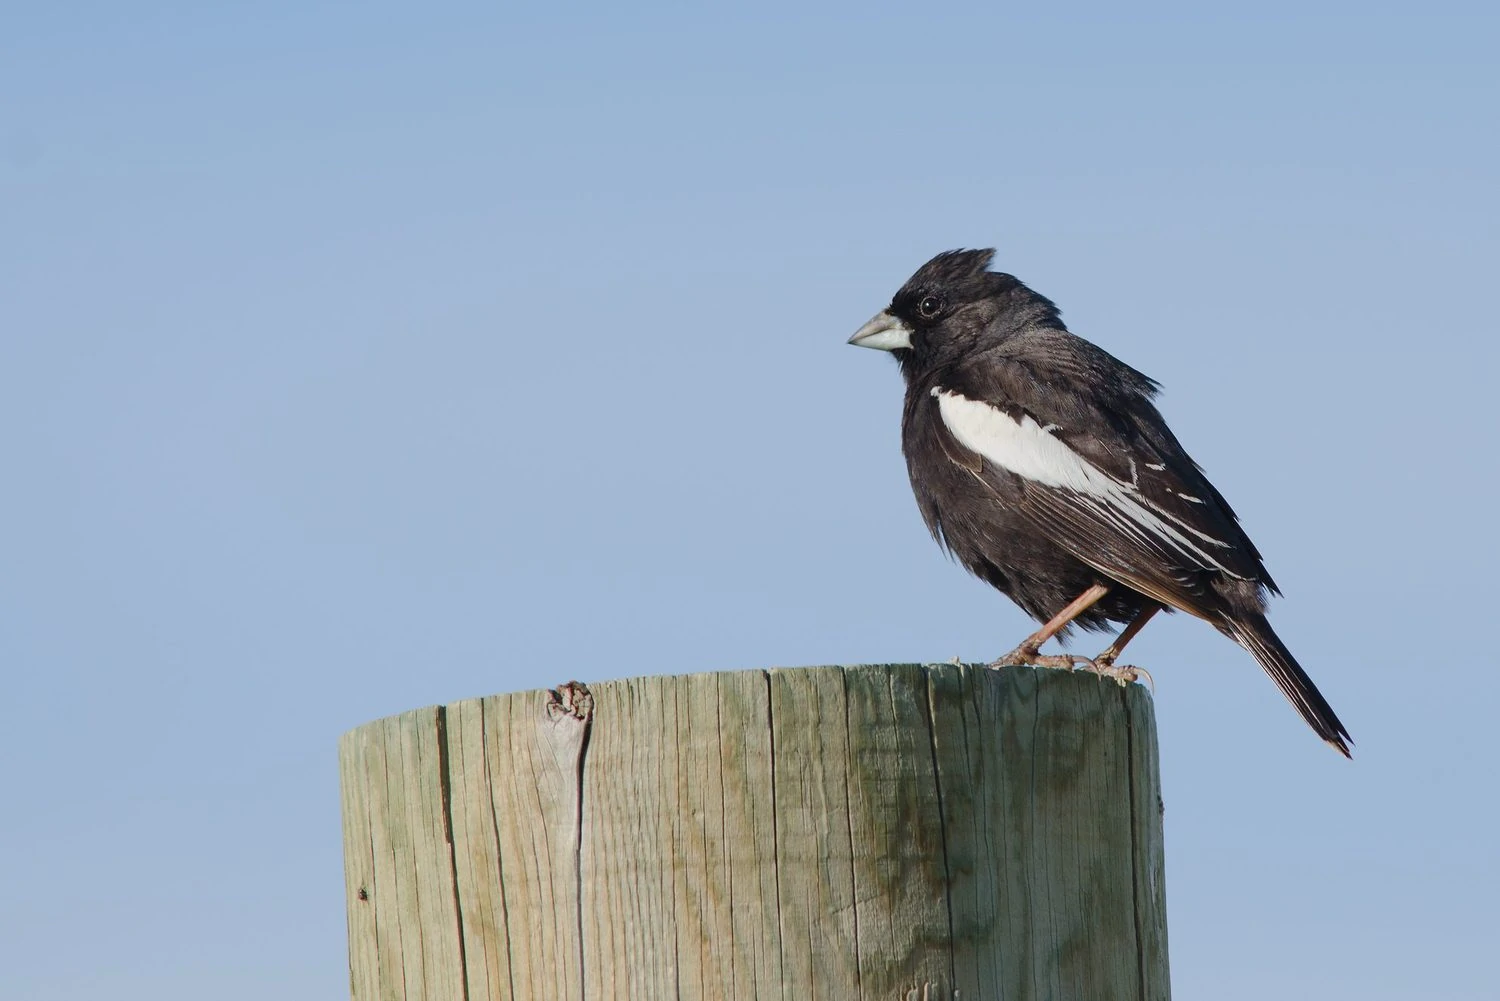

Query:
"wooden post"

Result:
[[339, 664, 1169, 1000]]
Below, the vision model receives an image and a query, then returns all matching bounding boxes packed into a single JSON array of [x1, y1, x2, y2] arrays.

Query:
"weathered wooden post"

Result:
[[339, 664, 1169, 1000]]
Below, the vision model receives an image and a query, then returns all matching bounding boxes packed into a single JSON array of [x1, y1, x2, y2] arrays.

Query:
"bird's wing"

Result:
[[932, 338, 1273, 617]]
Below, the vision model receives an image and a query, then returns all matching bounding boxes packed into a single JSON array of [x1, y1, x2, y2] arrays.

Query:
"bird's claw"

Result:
[[990, 646, 1155, 690], [1089, 657, 1155, 690], [988, 647, 1100, 673]]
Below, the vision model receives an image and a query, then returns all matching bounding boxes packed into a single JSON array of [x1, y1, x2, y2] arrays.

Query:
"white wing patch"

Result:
[[934, 388, 1244, 578]]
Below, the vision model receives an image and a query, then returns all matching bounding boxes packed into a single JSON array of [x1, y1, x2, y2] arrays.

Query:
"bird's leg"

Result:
[[991, 583, 1111, 671], [1090, 603, 1162, 687], [1094, 603, 1160, 666]]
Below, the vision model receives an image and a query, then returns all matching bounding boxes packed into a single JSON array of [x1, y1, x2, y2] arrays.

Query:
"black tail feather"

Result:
[[1222, 613, 1353, 757]]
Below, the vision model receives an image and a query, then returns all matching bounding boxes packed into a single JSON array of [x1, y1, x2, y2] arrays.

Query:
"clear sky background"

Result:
[[3, 2, 1496, 998]]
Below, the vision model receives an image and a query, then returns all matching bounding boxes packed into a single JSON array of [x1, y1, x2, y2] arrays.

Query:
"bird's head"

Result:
[[848, 249, 1062, 373]]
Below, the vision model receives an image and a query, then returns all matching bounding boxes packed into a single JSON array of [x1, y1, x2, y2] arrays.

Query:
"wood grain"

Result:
[[340, 665, 1169, 1000]]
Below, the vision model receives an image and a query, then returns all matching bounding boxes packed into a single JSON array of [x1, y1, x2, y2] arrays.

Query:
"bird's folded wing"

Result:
[[932, 353, 1272, 616]]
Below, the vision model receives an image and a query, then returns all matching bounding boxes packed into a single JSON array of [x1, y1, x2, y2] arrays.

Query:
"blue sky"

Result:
[[3, 2, 1496, 998]]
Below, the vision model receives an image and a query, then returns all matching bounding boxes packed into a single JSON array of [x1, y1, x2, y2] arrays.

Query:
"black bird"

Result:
[[849, 249, 1352, 756]]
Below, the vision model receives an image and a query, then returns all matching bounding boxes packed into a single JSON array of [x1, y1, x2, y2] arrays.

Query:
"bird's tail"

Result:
[[1220, 613, 1353, 758]]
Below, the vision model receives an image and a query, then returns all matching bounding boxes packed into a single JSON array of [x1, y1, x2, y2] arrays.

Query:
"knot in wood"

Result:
[[546, 680, 594, 722]]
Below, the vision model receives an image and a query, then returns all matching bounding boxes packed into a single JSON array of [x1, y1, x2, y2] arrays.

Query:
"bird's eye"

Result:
[[918, 295, 943, 318]]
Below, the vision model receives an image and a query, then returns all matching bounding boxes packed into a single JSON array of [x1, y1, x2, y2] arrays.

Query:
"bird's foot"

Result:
[[1032, 653, 1103, 672], [988, 645, 1099, 673], [1088, 655, 1155, 690]]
